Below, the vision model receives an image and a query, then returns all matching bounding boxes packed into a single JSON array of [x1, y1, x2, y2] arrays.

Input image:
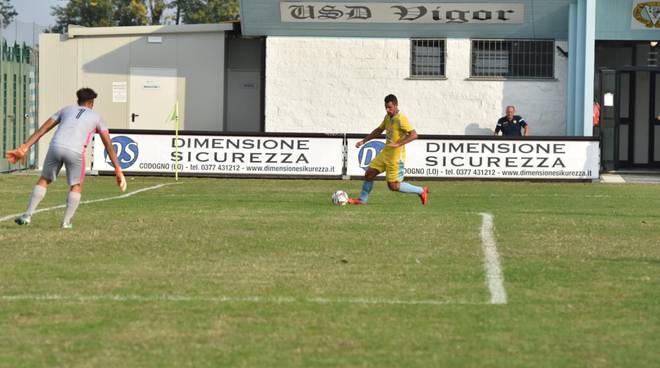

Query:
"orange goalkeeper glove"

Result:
[[5, 144, 29, 164], [115, 167, 127, 192]]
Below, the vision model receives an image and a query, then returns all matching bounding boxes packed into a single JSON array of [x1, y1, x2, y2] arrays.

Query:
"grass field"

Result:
[[0, 174, 659, 367]]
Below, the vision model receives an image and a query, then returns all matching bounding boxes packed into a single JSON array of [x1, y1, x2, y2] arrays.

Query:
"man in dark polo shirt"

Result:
[[494, 106, 529, 137]]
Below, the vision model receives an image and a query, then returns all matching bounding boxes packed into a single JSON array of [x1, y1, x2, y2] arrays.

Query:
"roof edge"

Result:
[[67, 23, 234, 38]]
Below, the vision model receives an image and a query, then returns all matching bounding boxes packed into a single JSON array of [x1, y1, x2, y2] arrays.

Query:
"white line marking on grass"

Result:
[[306, 297, 476, 306], [0, 183, 177, 223], [0, 294, 486, 306], [479, 213, 508, 305]]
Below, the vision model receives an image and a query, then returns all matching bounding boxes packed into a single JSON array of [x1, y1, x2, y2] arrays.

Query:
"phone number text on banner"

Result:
[[93, 133, 344, 177], [347, 138, 600, 180]]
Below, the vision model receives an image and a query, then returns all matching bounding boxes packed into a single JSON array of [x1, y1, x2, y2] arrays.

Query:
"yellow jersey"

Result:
[[378, 111, 414, 162]]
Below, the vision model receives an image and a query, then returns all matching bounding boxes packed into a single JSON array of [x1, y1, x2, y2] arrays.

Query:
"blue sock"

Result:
[[398, 182, 424, 195], [359, 181, 374, 202]]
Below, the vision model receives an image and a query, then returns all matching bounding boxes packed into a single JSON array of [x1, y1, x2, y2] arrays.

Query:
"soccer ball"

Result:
[[331, 190, 349, 206]]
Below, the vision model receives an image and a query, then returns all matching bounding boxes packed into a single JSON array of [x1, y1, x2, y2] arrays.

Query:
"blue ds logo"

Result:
[[105, 136, 139, 169], [357, 141, 384, 171]]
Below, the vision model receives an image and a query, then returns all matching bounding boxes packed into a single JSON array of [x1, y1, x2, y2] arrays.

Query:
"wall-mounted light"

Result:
[[651, 41, 659, 48]]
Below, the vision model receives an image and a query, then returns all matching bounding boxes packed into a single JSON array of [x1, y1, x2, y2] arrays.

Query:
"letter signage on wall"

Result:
[[632, 1, 660, 29], [347, 138, 600, 180], [281, 2, 525, 24], [93, 133, 344, 177]]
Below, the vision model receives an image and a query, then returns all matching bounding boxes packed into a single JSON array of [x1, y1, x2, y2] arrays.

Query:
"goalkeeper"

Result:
[[4, 88, 126, 229]]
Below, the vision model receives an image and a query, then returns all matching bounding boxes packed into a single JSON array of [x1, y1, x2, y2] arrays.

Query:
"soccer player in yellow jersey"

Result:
[[348, 94, 429, 205]]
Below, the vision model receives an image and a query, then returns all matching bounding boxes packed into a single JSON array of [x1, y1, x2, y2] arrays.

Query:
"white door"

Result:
[[129, 67, 177, 130]]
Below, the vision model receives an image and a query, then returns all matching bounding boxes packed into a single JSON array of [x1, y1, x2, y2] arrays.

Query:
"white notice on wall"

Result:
[[143, 80, 160, 90], [604, 92, 614, 107], [112, 82, 127, 103]]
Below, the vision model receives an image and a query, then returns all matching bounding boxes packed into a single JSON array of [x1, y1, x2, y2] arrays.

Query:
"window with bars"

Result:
[[410, 39, 446, 78], [471, 39, 555, 79]]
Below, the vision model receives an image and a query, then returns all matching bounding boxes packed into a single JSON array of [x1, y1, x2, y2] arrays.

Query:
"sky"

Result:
[[1, 0, 66, 44], [12, 0, 61, 26], [4, 0, 176, 45]]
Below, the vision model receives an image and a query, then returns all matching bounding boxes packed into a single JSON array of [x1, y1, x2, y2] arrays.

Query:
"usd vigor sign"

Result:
[[347, 138, 600, 180], [281, 2, 524, 24], [93, 133, 344, 177]]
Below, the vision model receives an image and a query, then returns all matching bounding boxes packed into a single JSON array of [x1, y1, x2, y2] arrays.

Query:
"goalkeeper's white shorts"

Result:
[[41, 146, 85, 186]]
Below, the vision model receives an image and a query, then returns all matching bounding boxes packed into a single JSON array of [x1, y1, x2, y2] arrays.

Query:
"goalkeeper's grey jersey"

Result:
[[49, 106, 109, 154]]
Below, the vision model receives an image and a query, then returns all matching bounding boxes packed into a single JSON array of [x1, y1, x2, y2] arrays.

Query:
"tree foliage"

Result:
[[146, 0, 167, 25], [51, 0, 240, 32], [0, 0, 17, 28], [172, 0, 239, 24], [114, 0, 149, 26], [51, 0, 114, 33]]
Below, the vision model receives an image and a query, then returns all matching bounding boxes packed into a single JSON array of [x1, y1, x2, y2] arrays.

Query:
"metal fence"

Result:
[[0, 21, 42, 173]]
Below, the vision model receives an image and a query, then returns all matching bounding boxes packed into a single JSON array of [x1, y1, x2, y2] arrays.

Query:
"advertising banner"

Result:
[[347, 138, 600, 180], [93, 133, 344, 177]]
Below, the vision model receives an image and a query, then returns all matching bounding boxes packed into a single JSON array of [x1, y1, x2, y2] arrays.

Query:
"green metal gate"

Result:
[[0, 41, 36, 172]]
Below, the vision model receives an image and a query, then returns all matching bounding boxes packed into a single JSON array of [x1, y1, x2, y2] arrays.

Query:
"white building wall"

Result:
[[266, 37, 568, 136]]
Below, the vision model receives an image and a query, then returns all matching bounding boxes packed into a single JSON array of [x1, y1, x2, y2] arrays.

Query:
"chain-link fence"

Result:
[[0, 20, 45, 172]]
